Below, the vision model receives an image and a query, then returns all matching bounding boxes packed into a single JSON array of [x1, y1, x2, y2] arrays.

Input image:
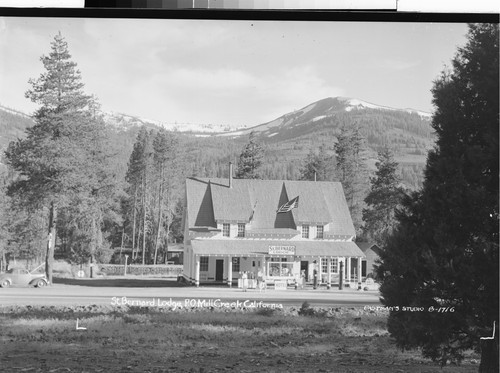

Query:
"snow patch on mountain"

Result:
[[102, 110, 247, 134], [404, 108, 433, 119], [340, 97, 401, 113], [337, 97, 432, 120], [312, 115, 327, 122]]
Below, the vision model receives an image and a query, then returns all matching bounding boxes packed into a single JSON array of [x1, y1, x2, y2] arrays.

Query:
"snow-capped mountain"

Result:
[[341, 97, 432, 119], [101, 110, 247, 134], [218, 97, 432, 138]]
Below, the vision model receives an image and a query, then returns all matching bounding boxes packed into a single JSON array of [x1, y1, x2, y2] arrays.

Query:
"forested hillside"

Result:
[[0, 105, 34, 160], [1, 98, 434, 188], [0, 59, 435, 270], [188, 101, 434, 190]]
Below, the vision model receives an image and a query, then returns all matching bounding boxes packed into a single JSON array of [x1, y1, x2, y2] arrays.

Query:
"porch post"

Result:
[[357, 257, 363, 289], [346, 257, 351, 287], [227, 256, 233, 287], [339, 260, 344, 290], [327, 257, 332, 289], [195, 256, 200, 287]]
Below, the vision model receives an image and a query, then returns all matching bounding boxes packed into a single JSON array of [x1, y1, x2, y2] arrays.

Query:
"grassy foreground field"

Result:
[[0, 305, 479, 373]]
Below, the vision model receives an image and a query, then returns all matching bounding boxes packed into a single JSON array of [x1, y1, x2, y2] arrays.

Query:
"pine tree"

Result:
[[59, 112, 121, 275], [0, 179, 12, 271], [299, 145, 336, 181], [362, 147, 405, 246], [335, 124, 369, 234], [376, 24, 499, 371], [236, 131, 264, 179], [4, 32, 100, 283], [152, 129, 184, 264], [125, 127, 154, 264]]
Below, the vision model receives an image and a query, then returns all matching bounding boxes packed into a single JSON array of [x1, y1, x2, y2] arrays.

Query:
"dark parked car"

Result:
[[0, 268, 49, 288]]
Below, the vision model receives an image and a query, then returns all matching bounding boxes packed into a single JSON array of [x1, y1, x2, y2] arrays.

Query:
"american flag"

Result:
[[276, 196, 299, 213]]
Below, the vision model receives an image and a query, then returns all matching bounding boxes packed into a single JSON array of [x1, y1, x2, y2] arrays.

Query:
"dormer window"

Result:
[[316, 225, 324, 239], [302, 225, 309, 239], [237, 223, 245, 237], [223, 223, 230, 237]]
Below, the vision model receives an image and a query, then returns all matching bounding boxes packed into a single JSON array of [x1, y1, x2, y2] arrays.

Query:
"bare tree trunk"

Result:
[[164, 222, 170, 264], [131, 186, 138, 260], [89, 215, 100, 279], [142, 173, 147, 265], [154, 166, 164, 265], [119, 228, 125, 263], [45, 201, 57, 285]]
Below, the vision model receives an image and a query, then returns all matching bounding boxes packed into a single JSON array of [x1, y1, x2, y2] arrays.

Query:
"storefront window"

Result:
[[331, 258, 338, 273], [268, 258, 294, 277], [232, 257, 240, 272], [320, 257, 338, 274], [200, 256, 209, 271], [223, 223, 230, 237]]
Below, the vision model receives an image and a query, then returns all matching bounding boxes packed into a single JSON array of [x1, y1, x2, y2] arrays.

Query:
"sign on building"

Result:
[[268, 245, 296, 255]]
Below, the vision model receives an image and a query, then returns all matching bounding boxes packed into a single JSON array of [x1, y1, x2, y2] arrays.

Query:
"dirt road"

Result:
[[0, 277, 381, 308]]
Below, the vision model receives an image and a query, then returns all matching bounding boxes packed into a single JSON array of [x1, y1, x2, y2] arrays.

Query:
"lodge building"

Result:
[[182, 168, 365, 288]]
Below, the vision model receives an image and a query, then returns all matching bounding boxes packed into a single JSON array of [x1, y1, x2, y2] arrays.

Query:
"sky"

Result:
[[0, 17, 469, 128]]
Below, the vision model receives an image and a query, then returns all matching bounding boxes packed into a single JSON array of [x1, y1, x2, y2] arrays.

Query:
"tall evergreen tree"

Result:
[[152, 129, 184, 264], [335, 124, 369, 234], [376, 24, 499, 371], [125, 127, 154, 263], [236, 131, 264, 179], [362, 147, 405, 246], [4, 33, 102, 283], [0, 179, 12, 271], [299, 145, 336, 181], [59, 111, 121, 274]]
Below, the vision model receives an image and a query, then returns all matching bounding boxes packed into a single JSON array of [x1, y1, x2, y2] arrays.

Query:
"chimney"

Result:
[[229, 162, 233, 188]]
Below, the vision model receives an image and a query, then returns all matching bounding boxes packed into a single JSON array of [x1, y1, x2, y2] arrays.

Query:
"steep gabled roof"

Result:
[[185, 177, 356, 236], [284, 181, 331, 224], [319, 182, 356, 236], [186, 178, 216, 228], [210, 179, 253, 222]]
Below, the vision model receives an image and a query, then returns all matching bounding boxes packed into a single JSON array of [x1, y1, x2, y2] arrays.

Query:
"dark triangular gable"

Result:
[[274, 182, 296, 229], [194, 181, 216, 228]]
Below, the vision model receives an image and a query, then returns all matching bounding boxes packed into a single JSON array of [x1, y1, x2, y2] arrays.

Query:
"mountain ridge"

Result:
[[218, 96, 432, 138], [0, 97, 434, 189], [1, 96, 432, 137]]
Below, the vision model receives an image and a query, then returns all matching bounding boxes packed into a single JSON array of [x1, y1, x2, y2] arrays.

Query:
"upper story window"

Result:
[[302, 224, 309, 239], [223, 223, 230, 237], [237, 223, 245, 237], [316, 225, 324, 239]]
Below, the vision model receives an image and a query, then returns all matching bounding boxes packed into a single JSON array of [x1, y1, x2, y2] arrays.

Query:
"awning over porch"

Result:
[[190, 239, 365, 258]]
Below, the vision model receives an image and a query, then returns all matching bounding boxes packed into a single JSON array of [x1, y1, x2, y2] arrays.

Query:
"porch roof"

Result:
[[191, 239, 364, 258]]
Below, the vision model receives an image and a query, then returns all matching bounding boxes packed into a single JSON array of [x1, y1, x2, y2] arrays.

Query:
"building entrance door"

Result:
[[300, 261, 309, 281], [215, 259, 224, 282]]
